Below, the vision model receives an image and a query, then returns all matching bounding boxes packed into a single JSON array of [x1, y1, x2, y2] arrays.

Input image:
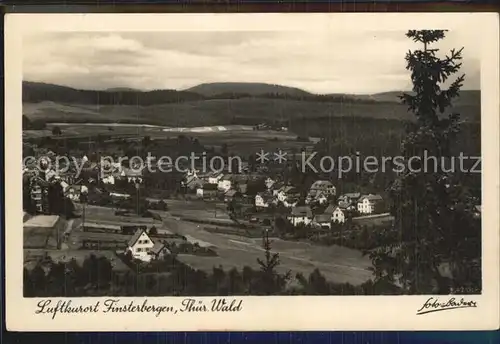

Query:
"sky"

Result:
[[22, 29, 481, 95]]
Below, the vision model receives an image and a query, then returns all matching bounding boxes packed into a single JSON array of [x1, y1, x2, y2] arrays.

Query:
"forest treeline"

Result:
[[23, 81, 402, 106]]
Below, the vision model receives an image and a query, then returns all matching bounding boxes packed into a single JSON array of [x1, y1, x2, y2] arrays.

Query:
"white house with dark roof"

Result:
[[357, 194, 384, 214], [126, 229, 155, 262], [287, 206, 313, 226], [331, 206, 346, 223]]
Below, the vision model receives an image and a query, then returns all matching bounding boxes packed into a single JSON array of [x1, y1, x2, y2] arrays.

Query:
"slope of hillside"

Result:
[[22, 81, 481, 126], [23, 96, 481, 128], [185, 82, 313, 97], [23, 81, 204, 105]]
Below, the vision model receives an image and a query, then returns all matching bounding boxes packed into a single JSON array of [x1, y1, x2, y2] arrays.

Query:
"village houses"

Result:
[[149, 242, 170, 261], [338, 193, 361, 209], [287, 206, 313, 226], [357, 194, 384, 214], [306, 180, 335, 204], [217, 174, 248, 193], [182, 169, 204, 191], [324, 204, 348, 223]]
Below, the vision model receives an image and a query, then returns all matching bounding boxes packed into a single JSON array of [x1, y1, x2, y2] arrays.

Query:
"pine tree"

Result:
[[256, 229, 291, 295], [370, 30, 481, 294]]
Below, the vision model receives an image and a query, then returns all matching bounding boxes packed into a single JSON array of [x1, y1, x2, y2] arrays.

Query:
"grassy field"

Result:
[[23, 121, 316, 156], [68, 203, 373, 284], [161, 210, 373, 285], [23, 93, 480, 128]]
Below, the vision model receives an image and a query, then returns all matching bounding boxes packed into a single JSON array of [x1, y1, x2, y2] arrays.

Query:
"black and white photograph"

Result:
[[5, 13, 499, 331]]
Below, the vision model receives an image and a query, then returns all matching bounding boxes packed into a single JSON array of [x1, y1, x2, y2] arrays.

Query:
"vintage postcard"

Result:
[[4, 13, 499, 331]]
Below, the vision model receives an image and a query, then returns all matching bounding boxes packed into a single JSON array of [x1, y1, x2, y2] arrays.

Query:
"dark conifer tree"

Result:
[[370, 30, 481, 294]]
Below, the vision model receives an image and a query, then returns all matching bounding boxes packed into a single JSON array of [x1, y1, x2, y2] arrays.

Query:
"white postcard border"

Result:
[[4, 13, 500, 331]]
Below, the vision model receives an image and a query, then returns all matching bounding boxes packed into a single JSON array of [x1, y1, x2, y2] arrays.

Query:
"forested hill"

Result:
[[24, 81, 401, 105], [23, 81, 480, 108], [22, 81, 205, 106]]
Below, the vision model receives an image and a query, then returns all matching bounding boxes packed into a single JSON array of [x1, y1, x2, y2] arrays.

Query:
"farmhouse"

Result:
[[149, 242, 171, 261], [357, 194, 384, 215], [287, 206, 313, 226], [126, 229, 155, 262], [331, 207, 346, 223]]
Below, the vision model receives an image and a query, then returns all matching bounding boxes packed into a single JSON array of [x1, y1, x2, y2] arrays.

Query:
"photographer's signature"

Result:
[[416, 297, 478, 315]]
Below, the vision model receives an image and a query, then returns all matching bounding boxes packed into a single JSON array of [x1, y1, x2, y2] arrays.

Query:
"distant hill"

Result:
[[22, 81, 481, 125], [23, 81, 204, 105], [185, 82, 313, 97]]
